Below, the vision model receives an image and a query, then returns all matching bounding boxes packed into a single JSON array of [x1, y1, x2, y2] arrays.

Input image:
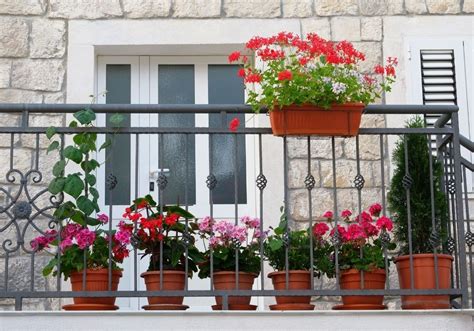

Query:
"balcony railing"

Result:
[[0, 103, 472, 311]]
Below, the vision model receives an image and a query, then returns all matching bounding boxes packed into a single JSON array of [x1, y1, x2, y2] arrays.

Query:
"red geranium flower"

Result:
[[229, 117, 240, 132], [278, 70, 293, 81], [228, 51, 241, 63]]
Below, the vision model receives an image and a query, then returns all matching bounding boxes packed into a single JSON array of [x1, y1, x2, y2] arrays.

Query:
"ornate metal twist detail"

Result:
[[304, 174, 316, 190], [380, 231, 391, 247], [282, 232, 290, 248], [446, 237, 456, 254], [447, 179, 456, 195], [353, 174, 365, 191], [402, 174, 413, 190], [106, 174, 118, 190], [256, 173, 267, 191], [182, 232, 193, 246], [130, 235, 140, 249], [331, 230, 341, 247], [12, 201, 32, 219], [206, 174, 217, 190], [429, 231, 441, 249], [157, 174, 168, 190], [465, 231, 474, 247]]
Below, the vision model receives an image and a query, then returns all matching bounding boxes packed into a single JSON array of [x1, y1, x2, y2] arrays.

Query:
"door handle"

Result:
[[149, 169, 170, 192]]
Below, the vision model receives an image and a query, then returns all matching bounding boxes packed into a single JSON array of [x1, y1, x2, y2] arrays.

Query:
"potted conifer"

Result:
[[388, 116, 452, 309]]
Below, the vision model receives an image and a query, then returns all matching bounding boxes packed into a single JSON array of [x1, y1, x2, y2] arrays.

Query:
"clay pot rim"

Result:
[[340, 268, 386, 276], [267, 270, 311, 278], [212, 271, 259, 278], [395, 253, 453, 263], [274, 102, 365, 111], [141, 270, 187, 278], [71, 268, 122, 277]]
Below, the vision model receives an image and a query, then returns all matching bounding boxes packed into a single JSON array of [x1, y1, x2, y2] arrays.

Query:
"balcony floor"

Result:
[[1, 310, 473, 331]]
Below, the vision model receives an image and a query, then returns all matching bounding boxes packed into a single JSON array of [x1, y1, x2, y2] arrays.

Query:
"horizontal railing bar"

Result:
[[0, 103, 459, 115], [461, 157, 474, 172], [0, 127, 454, 135], [460, 134, 474, 152], [0, 289, 463, 298]]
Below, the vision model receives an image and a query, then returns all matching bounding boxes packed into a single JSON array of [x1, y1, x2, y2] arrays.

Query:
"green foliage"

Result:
[[337, 238, 396, 272], [263, 209, 334, 277], [388, 116, 449, 255]]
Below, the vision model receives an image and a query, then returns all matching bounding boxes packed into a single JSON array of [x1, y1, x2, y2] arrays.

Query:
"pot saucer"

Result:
[[142, 304, 189, 310], [332, 304, 387, 310], [269, 303, 315, 311], [212, 304, 257, 311], [62, 303, 119, 311]]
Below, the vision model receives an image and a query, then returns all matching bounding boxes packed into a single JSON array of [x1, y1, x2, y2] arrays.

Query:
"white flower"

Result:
[[331, 82, 347, 95]]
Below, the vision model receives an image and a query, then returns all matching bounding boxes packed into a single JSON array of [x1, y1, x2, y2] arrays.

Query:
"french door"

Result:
[[96, 56, 258, 310]]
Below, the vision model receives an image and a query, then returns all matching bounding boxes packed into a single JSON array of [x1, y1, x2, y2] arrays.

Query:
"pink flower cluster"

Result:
[[30, 230, 57, 251], [313, 203, 393, 244], [58, 224, 96, 251], [199, 216, 263, 248]]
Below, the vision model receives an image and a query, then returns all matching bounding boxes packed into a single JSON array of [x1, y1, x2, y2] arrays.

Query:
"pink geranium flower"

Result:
[[376, 216, 393, 231]]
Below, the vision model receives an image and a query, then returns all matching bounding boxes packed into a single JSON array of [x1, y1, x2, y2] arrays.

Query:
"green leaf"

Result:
[[69, 120, 78, 128], [81, 159, 100, 172], [73, 134, 84, 146], [63, 146, 83, 164], [48, 177, 65, 195], [109, 113, 125, 127], [90, 187, 99, 200], [47, 141, 59, 154], [74, 108, 96, 125], [70, 210, 86, 226], [99, 138, 112, 151], [77, 196, 95, 216], [52, 160, 66, 177], [46, 127, 56, 139], [63, 174, 84, 199], [85, 174, 96, 186], [268, 238, 283, 251], [86, 216, 101, 226], [164, 205, 195, 219]]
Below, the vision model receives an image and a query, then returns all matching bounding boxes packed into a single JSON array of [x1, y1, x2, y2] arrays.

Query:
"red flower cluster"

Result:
[[278, 70, 293, 81], [229, 117, 240, 132]]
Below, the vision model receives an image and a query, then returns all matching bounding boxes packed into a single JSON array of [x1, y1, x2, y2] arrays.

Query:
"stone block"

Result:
[[331, 17, 361, 41], [405, 0, 428, 14], [224, 0, 281, 18], [287, 137, 343, 159], [352, 42, 382, 73], [0, 18, 29, 58], [0, 59, 11, 88], [344, 135, 382, 160], [314, 0, 358, 16], [0, 0, 46, 15], [359, 0, 404, 15], [282, 0, 313, 17], [43, 92, 65, 104], [301, 18, 331, 39], [288, 159, 320, 189], [12, 59, 65, 92], [30, 19, 66, 59], [123, 0, 171, 18], [49, 0, 123, 19], [426, 0, 460, 13], [0, 89, 43, 104], [463, 0, 474, 12], [361, 17, 382, 41], [173, 0, 221, 17]]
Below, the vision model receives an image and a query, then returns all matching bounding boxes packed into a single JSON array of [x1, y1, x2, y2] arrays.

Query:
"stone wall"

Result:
[[0, 0, 472, 311]]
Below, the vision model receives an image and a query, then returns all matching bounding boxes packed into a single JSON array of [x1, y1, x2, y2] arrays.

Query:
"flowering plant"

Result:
[[35, 106, 128, 280], [34, 213, 132, 280], [313, 203, 396, 273], [264, 208, 333, 276], [197, 216, 262, 278], [228, 32, 397, 113], [121, 195, 204, 274]]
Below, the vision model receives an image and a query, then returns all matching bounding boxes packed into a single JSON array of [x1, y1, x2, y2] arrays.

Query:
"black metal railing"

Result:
[[0, 103, 472, 310]]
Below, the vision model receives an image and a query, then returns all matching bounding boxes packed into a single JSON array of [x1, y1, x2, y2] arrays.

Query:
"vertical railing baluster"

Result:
[[427, 134, 440, 289], [379, 134, 390, 290], [450, 112, 469, 307], [158, 133, 164, 291], [355, 135, 364, 289], [307, 137, 314, 290], [234, 130, 239, 301], [403, 135, 415, 290], [184, 133, 189, 291], [56, 134, 65, 293], [461, 165, 473, 308], [331, 137, 340, 289], [257, 134, 266, 292], [208, 133, 215, 292], [283, 137, 289, 290], [107, 141, 114, 292], [134, 134, 139, 294]]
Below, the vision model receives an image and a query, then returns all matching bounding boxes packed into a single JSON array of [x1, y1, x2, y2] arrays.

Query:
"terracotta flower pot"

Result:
[[68, 268, 122, 307], [212, 271, 257, 308], [141, 270, 186, 305], [268, 270, 313, 309], [269, 103, 364, 136], [337, 269, 386, 309], [396, 253, 453, 309]]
